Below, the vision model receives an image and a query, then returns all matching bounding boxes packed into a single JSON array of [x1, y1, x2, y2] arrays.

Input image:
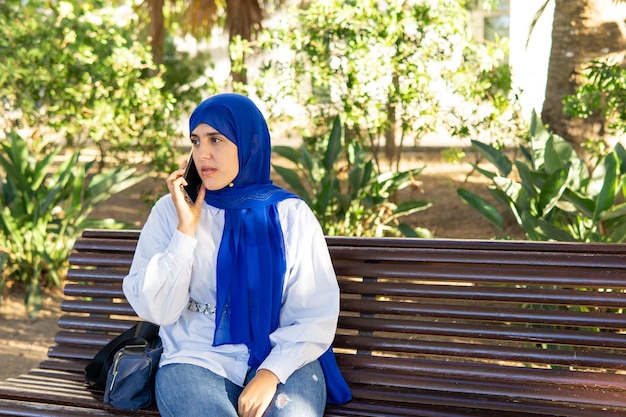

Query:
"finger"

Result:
[[167, 176, 184, 193], [179, 152, 190, 169], [166, 170, 187, 197], [238, 397, 251, 417], [167, 168, 184, 184], [183, 188, 194, 206], [195, 186, 206, 207]]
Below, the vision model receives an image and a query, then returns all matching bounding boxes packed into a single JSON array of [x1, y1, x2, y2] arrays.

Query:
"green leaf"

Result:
[[536, 217, 577, 242], [31, 147, 61, 191], [396, 223, 433, 238], [300, 146, 317, 181], [515, 161, 539, 197], [519, 211, 547, 241], [562, 189, 595, 217], [314, 177, 335, 216], [272, 146, 301, 165], [457, 188, 503, 230], [348, 166, 365, 197], [376, 171, 412, 195], [323, 115, 343, 171], [607, 218, 626, 242], [69, 163, 87, 209], [86, 168, 147, 207], [592, 152, 618, 221], [487, 187, 513, 211], [491, 177, 530, 220], [396, 223, 420, 237], [470, 140, 512, 176], [519, 145, 533, 165], [360, 160, 374, 189], [78, 218, 130, 230], [600, 202, 626, 221], [393, 200, 432, 217], [271, 164, 311, 205], [0, 134, 31, 193], [614, 142, 626, 175], [538, 166, 569, 216], [493, 176, 523, 205], [471, 164, 498, 180], [528, 109, 551, 169], [544, 134, 577, 174]]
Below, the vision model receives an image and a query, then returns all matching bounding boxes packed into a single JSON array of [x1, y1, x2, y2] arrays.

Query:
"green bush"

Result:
[[273, 116, 432, 237], [0, 132, 147, 317], [563, 60, 626, 136], [239, 0, 524, 169], [457, 111, 626, 242], [0, 0, 201, 175]]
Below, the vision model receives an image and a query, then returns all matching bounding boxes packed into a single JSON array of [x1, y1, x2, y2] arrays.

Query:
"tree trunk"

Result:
[[148, 0, 165, 67], [226, 0, 263, 85], [542, 0, 626, 148], [384, 75, 399, 165]]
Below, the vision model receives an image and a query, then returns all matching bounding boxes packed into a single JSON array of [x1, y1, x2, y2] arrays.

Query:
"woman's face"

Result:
[[190, 123, 239, 191]]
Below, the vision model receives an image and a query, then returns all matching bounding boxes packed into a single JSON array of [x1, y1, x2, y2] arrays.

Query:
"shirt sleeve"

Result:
[[122, 195, 198, 325], [259, 199, 340, 383]]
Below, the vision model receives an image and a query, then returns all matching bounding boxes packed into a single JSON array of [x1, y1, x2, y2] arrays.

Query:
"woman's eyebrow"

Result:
[[190, 130, 223, 138]]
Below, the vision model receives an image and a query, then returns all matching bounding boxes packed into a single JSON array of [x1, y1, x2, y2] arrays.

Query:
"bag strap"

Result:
[[85, 321, 160, 390]]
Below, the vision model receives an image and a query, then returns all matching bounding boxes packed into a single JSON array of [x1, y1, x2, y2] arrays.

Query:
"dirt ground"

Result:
[[0, 149, 523, 382]]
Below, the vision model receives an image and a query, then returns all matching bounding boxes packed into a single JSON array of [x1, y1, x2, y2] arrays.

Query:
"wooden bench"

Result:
[[3, 229, 626, 416]]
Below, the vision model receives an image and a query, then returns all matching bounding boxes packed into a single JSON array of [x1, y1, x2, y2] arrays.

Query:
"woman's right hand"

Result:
[[167, 161, 206, 237]]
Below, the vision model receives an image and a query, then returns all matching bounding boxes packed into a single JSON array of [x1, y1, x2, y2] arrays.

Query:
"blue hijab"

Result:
[[190, 93, 351, 405]]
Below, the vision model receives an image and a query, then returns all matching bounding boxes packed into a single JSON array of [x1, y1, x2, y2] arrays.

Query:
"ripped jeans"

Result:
[[155, 360, 326, 417]]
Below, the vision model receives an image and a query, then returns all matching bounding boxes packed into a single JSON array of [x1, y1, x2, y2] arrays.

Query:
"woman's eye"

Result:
[[190, 138, 200, 146], [211, 136, 222, 143]]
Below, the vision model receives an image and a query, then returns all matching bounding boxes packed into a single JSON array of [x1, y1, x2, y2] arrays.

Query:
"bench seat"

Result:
[[2, 229, 626, 416]]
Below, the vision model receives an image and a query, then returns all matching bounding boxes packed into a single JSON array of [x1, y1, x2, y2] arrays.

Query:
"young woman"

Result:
[[123, 93, 351, 417]]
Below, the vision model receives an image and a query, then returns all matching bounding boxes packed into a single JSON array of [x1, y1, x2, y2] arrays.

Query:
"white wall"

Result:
[[509, 0, 554, 118]]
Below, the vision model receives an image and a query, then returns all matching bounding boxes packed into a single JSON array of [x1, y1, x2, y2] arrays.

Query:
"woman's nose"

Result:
[[197, 141, 212, 159]]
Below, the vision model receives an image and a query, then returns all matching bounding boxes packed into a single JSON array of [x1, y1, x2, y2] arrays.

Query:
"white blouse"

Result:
[[122, 195, 339, 386]]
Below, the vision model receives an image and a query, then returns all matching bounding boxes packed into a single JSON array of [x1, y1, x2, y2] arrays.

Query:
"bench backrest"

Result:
[[51, 229, 626, 416]]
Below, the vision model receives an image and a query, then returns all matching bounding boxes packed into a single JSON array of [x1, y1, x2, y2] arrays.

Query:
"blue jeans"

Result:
[[155, 360, 326, 417]]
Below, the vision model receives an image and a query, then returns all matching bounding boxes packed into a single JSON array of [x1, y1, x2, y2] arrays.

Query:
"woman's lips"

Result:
[[201, 166, 217, 176]]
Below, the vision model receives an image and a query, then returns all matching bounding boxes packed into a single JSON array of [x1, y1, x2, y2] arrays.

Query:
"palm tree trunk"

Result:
[[542, 0, 626, 148], [148, 0, 165, 67], [226, 0, 263, 85]]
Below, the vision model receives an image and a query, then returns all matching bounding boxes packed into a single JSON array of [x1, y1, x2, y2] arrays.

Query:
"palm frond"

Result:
[[225, 0, 263, 41], [183, 0, 222, 37], [526, 0, 551, 49]]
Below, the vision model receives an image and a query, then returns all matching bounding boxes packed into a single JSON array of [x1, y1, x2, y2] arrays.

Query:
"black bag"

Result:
[[85, 321, 162, 410]]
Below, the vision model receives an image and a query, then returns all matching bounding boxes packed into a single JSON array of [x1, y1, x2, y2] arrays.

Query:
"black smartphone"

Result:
[[183, 151, 202, 203]]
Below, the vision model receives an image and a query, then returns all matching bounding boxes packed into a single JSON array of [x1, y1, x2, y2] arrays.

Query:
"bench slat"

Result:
[[325, 236, 626, 254], [329, 246, 626, 268], [61, 300, 136, 316], [337, 353, 626, 388], [337, 315, 626, 354], [332, 334, 626, 370], [57, 315, 136, 333], [332, 386, 626, 417], [63, 284, 123, 299], [0, 399, 119, 417], [339, 298, 626, 329], [334, 261, 626, 287], [339, 281, 626, 306], [65, 269, 127, 283]]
